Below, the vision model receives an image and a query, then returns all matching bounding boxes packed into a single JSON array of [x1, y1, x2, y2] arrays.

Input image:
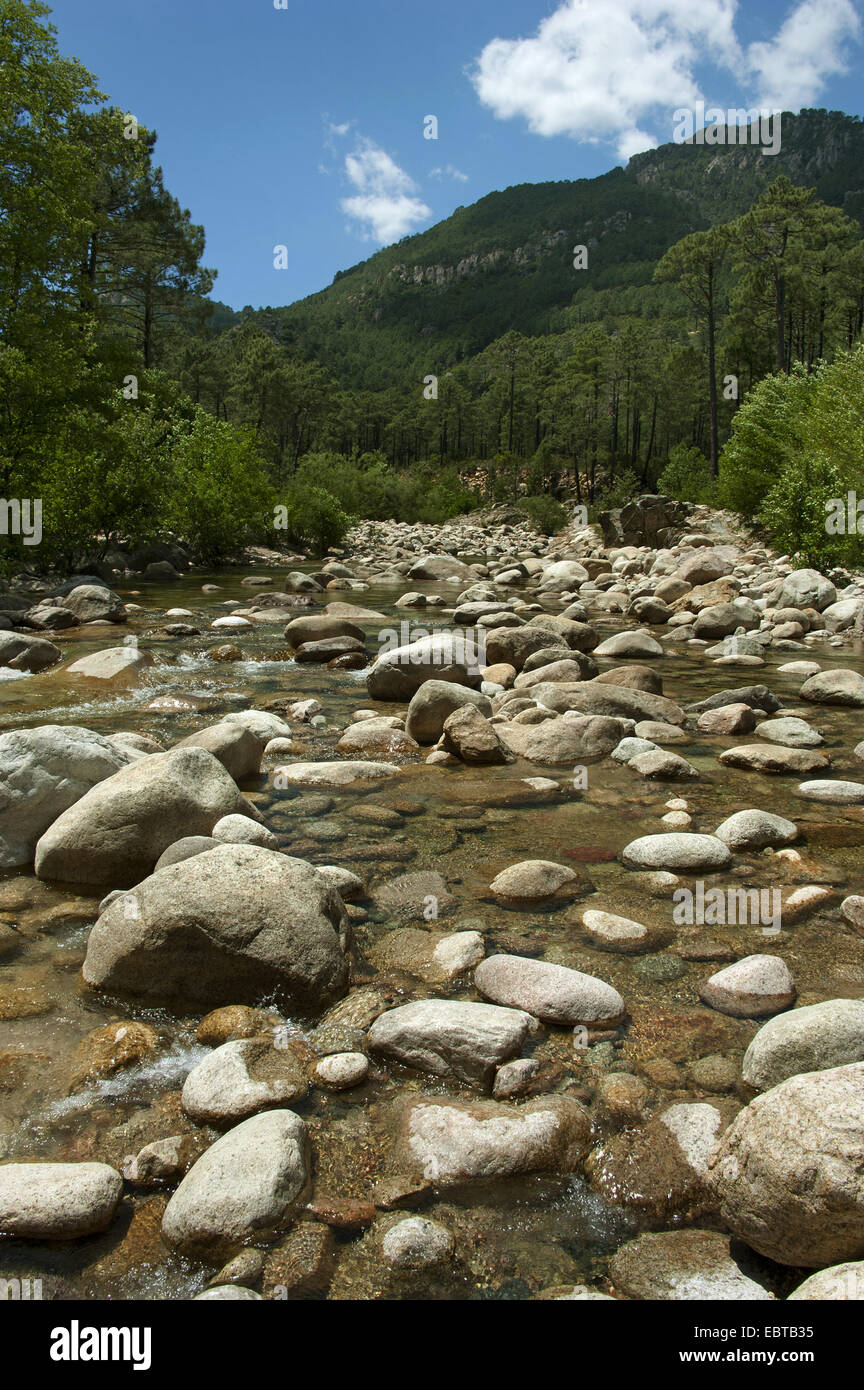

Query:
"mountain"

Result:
[[243, 109, 864, 390]]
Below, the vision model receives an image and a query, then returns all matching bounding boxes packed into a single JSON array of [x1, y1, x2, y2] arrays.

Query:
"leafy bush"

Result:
[[518, 494, 568, 534], [166, 410, 275, 563], [274, 483, 351, 554], [657, 443, 715, 503], [293, 451, 476, 524], [718, 367, 812, 516], [720, 345, 864, 564]]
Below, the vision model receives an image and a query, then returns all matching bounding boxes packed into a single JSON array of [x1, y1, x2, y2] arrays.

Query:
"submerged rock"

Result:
[[388, 1093, 591, 1187], [609, 1230, 773, 1301]]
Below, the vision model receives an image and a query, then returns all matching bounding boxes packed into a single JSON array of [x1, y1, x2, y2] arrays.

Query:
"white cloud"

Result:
[[747, 0, 860, 111], [470, 0, 860, 159], [430, 164, 470, 183], [340, 138, 431, 244]]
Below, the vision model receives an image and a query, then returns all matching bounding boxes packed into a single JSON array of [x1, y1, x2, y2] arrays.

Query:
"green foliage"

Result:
[[722, 345, 864, 564], [657, 444, 715, 502], [274, 483, 350, 555], [719, 368, 812, 515], [2, 0, 864, 571], [165, 410, 274, 564], [517, 495, 568, 534], [292, 452, 477, 524]]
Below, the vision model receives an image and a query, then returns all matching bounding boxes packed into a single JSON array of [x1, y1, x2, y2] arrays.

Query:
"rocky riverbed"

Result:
[[1, 496, 864, 1301]]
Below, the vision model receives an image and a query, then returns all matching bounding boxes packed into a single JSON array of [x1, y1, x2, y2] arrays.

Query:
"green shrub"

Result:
[[518, 494, 568, 534], [166, 411, 274, 564], [719, 345, 864, 564], [657, 444, 715, 503], [274, 483, 351, 554]]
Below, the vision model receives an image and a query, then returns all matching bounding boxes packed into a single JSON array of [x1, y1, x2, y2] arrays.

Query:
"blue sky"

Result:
[[49, 0, 864, 311]]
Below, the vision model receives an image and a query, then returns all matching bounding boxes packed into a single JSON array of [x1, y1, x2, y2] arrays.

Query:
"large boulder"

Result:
[[800, 669, 864, 708], [162, 1110, 309, 1260], [64, 647, 153, 683], [441, 706, 510, 764], [693, 600, 761, 639], [82, 844, 349, 1010], [498, 714, 629, 766], [0, 631, 62, 672], [367, 633, 482, 700], [676, 549, 734, 586], [609, 1230, 772, 1301], [529, 681, 685, 726], [35, 747, 258, 887], [742, 1000, 864, 1091], [174, 722, 263, 781], [62, 584, 126, 623], [482, 625, 566, 672], [537, 560, 589, 590], [405, 681, 492, 744], [778, 569, 837, 612], [407, 555, 477, 582], [709, 1062, 864, 1266], [593, 630, 663, 659], [0, 724, 136, 869], [283, 615, 365, 647]]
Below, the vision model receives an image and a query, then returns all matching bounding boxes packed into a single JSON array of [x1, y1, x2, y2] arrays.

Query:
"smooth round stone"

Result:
[[788, 1262, 864, 1300], [841, 896, 864, 935], [211, 616, 253, 630], [488, 859, 585, 903], [661, 811, 692, 828], [778, 661, 821, 676], [611, 737, 658, 763], [621, 833, 732, 872], [700, 955, 796, 1018], [314, 1052, 369, 1090], [381, 1217, 454, 1269], [634, 721, 688, 744], [713, 809, 798, 851], [263, 737, 293, 756], [0, 1161, 123, 1237], [581, 909, 649, 954], [474, 954, 625, 1026], [210, 815, 279, 849], [754, 717, 823, 748], [797, 780, 864, 804], [742, 999, 864, 1090]]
